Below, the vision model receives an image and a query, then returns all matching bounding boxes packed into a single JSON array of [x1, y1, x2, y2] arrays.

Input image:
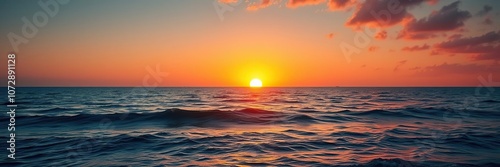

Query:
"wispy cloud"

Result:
[[402, 44, 430, 52], [394, 60, 408, 71], [328, 0, 356, 11], [247, 0, 274, 11], [287, 0, 325, 8]]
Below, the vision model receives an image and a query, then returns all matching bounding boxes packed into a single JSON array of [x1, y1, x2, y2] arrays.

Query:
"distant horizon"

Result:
[[10, 86, 500, 88]]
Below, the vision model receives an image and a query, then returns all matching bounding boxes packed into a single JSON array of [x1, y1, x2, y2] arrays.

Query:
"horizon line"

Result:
[[4, 86, 499, 88]]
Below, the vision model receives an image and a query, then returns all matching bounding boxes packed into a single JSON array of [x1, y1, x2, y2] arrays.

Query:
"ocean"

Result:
[[1, 87, 500, 166]]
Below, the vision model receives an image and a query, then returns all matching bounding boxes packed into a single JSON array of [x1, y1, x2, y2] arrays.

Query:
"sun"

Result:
[[249, 78, 263, 88]]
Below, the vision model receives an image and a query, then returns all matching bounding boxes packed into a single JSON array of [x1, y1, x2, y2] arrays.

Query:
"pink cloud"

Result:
[[368, 46, 379, 52], [288, 0, 325, 8], [328, 0, 356, 11], [218, 0, 238, 3], [375, 30, 387, 40], [247, 0, 274, 11], [427, 0, 438, 5]]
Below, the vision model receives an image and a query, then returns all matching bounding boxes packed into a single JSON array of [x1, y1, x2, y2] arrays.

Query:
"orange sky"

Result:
[[1, 0, 499, 87]]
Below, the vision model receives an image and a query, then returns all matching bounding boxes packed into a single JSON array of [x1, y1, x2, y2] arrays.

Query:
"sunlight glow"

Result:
[[250, 78, 263, 88]]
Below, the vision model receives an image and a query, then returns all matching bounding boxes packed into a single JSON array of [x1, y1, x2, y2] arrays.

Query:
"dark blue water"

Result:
[[1, 87, 500, 166]]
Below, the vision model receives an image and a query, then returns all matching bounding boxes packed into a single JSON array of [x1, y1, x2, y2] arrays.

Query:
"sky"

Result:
[[0, 0, 499, 87]]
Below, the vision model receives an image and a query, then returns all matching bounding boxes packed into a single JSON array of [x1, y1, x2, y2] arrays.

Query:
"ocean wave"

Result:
[[220, 99, 257, 102], [14, 133, 498, 167], [481, 99, 500, 103], [9, 106, 500, 129], [272, 98, 304, 103], [11, 108, 282, 128], [6, 128, 500, 167], [7, 87, 499, 166]]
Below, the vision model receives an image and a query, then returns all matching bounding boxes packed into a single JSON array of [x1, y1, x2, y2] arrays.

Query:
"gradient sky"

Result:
[[1, 0, 499, 87]]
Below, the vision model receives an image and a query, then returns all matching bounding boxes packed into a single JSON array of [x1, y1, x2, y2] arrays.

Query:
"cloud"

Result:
[[218, 0, 238, 3], [247, 0, 273, 11], [406, 1, 471, 31], [398, 32, 438, 40], [448, 34, 462, 40], [401, 44, 430, 52], [471, 47, 500, 61], [436, 31, 500, 51], [245, 0, 327, 10], [411, 63, 500, 86], [430, 50, 440, 55], [328, 0, 356, 11], [415, 63, 500, 76], [375, 30, 387, 40], [435, 31, 500, 61], [368, 46, 379, 52], [346, 0, 426, 28], [394, 60, 407, 71], [288, 0, 325, 8], [398, 1, 471, 40], [476, 5, 493, 17], [438, 44, 498, 54], [427, 0, 438, 5]]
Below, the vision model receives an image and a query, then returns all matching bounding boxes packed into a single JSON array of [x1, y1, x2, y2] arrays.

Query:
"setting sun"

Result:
[[250, 78, 263, 88]]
